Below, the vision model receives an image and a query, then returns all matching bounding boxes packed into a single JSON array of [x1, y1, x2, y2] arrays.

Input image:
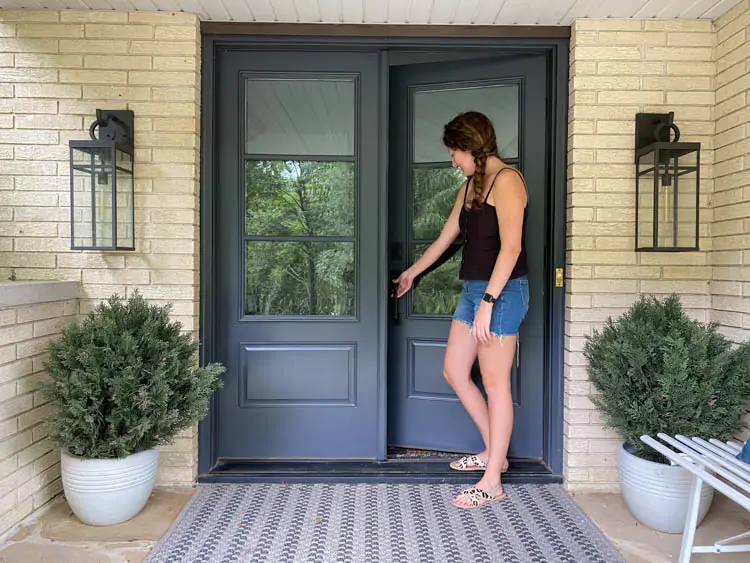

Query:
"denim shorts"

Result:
[[453, 276, 529, 338]]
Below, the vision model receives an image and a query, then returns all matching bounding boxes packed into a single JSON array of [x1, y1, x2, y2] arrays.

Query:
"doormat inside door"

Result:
[[145, 483, 624, 563], [387, 445, 456, 459]]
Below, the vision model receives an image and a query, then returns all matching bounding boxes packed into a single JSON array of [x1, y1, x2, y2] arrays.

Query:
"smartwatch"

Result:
[[482, 292, 496, 304]]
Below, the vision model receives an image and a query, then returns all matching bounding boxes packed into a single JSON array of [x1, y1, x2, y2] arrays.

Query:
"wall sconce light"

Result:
[[635, 112, 700, 252], [69, 109, 135, 251]]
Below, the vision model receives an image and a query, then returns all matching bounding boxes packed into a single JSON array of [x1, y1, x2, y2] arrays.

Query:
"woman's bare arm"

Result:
[[484, 172, 526, 298], [405, 180, 466, 278]]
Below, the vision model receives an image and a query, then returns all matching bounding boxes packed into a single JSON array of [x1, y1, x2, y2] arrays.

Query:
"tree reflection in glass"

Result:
[[244, 160, 355, 316]]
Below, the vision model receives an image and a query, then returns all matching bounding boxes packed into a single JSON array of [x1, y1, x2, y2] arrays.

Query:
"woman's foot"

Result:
[[451, 480, 506, 509], [449, 452, 509, 473]]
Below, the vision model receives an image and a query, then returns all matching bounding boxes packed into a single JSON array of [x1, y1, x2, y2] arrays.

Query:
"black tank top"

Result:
[[458, 167, 529, 281]]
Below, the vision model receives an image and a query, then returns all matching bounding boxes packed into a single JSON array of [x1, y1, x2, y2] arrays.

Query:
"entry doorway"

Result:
[[199, 36, 567, 480], [387, 53, 548, 462]]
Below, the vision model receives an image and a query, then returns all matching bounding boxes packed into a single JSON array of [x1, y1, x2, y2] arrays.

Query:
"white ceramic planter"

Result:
[[618, 441, 713, 533], [61, 447, 158, 526]]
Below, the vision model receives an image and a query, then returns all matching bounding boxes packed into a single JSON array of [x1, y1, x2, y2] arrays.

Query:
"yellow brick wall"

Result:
[[0, 10, 201, 487], [712, 1, 750, 344], [566, 19, 715, 491], [0, 292, 78, 537]]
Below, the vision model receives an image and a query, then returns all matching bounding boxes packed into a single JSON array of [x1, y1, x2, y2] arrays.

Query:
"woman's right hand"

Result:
[[392, 268, 415, 298]]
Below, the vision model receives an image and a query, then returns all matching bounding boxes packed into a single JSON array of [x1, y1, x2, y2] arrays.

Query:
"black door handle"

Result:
[[389, 269, 401, 323]]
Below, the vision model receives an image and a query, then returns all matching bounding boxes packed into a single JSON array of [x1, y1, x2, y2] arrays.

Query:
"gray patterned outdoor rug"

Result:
[[145, 483, 625, 563]]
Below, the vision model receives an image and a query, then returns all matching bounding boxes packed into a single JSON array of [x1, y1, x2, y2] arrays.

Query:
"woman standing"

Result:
[[393, 111, 529, 509]]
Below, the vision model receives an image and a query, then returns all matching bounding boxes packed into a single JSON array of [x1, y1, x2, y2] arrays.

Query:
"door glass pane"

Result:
[[413, 166, 465, 240], [245, 160, 354, 237], [245, 78, 355, 156], [411, 244, 462, 316], [243, 73, 357, 319], [245, 241, 354, 316], [413, 83, 519, 163]]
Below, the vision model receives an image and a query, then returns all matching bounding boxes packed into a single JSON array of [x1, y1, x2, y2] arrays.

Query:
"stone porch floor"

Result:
[[0, 487, 746, 562]]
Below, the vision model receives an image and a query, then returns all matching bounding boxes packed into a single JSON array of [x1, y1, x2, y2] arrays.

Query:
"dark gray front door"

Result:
[[388, 55, 548, 460], [214, 50, 382, 459]]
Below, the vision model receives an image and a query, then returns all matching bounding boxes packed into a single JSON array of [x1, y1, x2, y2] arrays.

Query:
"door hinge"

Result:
[[555, 268, 564, 288]]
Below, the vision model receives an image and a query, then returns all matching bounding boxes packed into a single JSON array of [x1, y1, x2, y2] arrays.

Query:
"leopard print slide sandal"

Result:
[[451, 486, 507, 509]]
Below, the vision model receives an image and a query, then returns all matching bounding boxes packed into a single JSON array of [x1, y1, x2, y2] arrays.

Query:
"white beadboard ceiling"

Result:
[[0, 0, 743, 24]]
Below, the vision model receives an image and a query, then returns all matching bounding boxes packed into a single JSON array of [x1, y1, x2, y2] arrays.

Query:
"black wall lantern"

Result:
[[635, 112, 700, 252], [69, 109, 135, 251]]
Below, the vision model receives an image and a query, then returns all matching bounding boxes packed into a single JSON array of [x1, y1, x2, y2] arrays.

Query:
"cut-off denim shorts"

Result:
[[453, 276, 529, 339]]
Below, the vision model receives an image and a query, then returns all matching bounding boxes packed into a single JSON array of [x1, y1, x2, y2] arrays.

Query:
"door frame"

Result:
[[198, 29, 569, 480]]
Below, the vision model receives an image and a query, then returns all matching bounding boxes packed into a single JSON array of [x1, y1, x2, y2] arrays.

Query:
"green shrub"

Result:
[[583, 293, 750, 464], [40, 291, 225, 459]]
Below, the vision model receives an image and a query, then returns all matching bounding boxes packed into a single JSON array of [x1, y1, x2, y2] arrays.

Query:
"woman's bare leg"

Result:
[[444, 321, 510, 470], [452, 333, 516, 506], [443, 320, 486, 447]]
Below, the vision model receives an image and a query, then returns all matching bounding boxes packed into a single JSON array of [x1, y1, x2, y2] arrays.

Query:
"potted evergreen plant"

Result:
[[40, 292, 225, 526], [584, 294, 750, 533]]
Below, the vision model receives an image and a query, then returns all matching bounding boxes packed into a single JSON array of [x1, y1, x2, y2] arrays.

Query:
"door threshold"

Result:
[[198, 458, 561, 484]]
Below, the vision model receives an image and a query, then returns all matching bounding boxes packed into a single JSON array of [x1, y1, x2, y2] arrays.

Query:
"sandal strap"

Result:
[[456, 486, 495, 506], [453, 455, 487, 469], [469, 455, 487, 468]]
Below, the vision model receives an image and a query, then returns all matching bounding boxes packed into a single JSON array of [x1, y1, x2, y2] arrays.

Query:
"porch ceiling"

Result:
[[0, 0, 742, 24]]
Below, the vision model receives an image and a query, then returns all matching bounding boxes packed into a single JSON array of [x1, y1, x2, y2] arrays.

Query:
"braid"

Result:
[[470, 150, 488, 210], [469, 143, 497, 210], [442, 111, 499, 211]]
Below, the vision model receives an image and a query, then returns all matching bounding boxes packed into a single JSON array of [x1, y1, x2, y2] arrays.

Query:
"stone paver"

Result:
[[0, 542, 116, 563], [0, 488, 193, 563], [572, 491, 750, 563], [38, 489, 192, 543]]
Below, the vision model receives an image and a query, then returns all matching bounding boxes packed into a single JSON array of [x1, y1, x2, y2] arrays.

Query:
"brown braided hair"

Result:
[[442, 111, 499, 211]]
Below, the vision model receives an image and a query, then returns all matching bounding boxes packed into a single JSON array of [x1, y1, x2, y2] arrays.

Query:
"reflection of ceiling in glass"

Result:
[[413, 84, 519, 163], [245, 78, 355, 157]]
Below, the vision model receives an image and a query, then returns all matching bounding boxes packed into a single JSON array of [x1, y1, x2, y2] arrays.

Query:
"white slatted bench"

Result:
[[641, 433, 750, 563]]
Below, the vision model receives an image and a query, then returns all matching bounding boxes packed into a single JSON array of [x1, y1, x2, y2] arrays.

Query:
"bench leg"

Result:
[[679, 472, 704, 563]]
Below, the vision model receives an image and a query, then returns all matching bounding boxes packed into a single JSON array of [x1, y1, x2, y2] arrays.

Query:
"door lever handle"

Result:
[[389, 270, 401, 323], [391, 287, 399, 322], [516, 337, 520, 369]]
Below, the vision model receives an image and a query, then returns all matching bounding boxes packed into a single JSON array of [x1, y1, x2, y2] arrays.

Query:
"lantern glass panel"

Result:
[[115, 148, 134, 249], [71, 144, 115, 249], [656, 157, 675, 249], [668, 150, 698, 250], [652, 149, 699, 250], [636, 151, 655, 250]]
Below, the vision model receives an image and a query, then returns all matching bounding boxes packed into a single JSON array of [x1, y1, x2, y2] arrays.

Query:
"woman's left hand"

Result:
[[472, 302, 493, 345]]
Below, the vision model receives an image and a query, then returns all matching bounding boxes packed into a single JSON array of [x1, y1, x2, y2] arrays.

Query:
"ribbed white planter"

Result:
[[61, 447, 158, 526], [618, 441, 713, 533]]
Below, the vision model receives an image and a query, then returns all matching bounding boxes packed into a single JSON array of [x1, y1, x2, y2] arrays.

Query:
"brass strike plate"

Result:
[[555, 268, 564, 287]]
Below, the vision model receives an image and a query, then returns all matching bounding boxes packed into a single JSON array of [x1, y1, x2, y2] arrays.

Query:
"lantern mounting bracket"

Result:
[[635, 112, 680, 155], [88, 109, 134, 149]]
